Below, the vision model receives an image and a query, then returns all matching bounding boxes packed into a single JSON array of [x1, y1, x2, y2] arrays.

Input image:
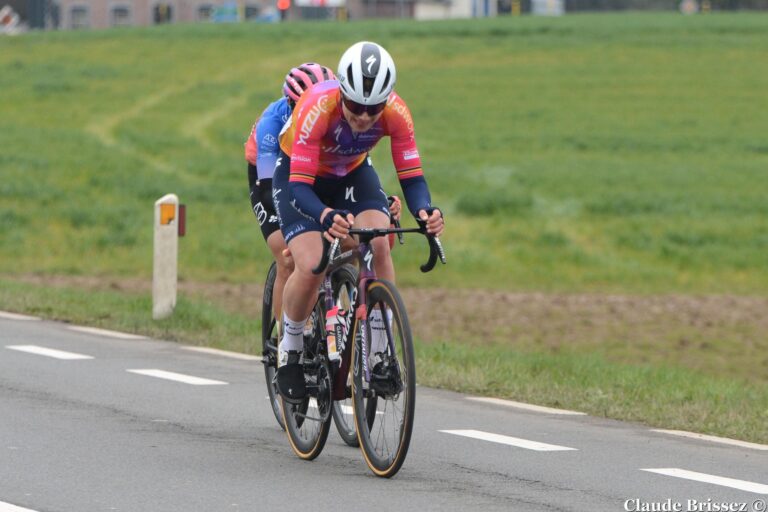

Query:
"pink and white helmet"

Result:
[[283, 62, 336, 103]]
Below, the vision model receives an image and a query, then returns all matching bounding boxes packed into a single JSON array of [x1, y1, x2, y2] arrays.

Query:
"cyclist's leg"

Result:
[[272, 152, 326, 402], [250, 173, 293, 321], [332, 158, 394, 362], [266, 230, 292, 323]]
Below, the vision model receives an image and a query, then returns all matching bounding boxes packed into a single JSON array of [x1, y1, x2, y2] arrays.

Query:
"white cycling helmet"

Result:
[[337, 41, 396, 105]]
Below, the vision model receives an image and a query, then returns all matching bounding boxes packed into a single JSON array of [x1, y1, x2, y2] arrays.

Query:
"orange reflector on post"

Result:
[[160, 203, 175, 225]]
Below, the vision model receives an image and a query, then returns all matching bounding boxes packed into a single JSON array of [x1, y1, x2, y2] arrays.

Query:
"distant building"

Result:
[[30, 0, 272, 29]]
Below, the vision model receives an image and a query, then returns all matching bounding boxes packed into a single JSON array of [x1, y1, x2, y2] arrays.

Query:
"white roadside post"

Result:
[[153, 194, 179, 320]]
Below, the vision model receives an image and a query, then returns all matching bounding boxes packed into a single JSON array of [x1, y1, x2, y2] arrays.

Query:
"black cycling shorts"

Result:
[[248, 163, 281, 241], [272, 151, 389, 244]]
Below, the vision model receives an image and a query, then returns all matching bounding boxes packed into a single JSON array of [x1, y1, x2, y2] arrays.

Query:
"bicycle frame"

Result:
[[319, 226, 445, 388]]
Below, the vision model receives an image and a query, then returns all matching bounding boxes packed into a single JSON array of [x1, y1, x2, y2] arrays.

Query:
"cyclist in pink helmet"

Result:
[[283, 63, 335, 105], [245, 63, 337, 327]]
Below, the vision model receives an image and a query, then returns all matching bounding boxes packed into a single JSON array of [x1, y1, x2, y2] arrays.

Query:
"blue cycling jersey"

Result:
[[245, 97, 293, 181]]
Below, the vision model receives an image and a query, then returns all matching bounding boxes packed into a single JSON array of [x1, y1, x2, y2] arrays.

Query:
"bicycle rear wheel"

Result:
[[352, 279, 415, 478], [261, 261, 284, 430], [281, 301, 332, 460]]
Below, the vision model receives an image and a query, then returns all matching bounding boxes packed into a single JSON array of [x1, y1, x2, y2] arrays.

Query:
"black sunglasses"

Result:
[[342, 95, 387, 116]]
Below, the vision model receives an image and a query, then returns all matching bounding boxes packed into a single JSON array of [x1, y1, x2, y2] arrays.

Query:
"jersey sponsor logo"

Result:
[[253, 202, 268, 226], [403, 149, 419, 161], [297, 94, 331, 146], [322, 144, 372, 156], [334, 124, 343, 142], [271, 187, 283, 226], [291, 154, 312, 163], [262, 133, 277, 146], [388, 99, 414, 133], [345, 186, 357, 203]]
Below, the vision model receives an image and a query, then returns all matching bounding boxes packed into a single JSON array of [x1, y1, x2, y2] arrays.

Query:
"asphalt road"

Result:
[[1, 313, 766, 512]]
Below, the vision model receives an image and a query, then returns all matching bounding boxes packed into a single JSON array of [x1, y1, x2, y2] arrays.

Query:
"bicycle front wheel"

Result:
[[330, 264, 359, 447], [281, 302, 332, 461], [352, 279, 416, 478]]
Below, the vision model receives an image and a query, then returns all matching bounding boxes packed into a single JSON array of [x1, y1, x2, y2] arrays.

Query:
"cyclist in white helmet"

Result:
[[271, 41, 444, 402]]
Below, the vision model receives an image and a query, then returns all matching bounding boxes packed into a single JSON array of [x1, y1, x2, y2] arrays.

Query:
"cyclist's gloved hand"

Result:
[[321, 208, 354, 241], [418, 207, 444, 237], [387, 195, 402, 222]]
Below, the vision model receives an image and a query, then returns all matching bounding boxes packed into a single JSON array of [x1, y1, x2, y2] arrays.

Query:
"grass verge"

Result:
[[2, 278, 766, 444]]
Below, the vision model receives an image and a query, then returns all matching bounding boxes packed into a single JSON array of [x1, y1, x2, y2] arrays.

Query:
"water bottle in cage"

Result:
[[325, 306, 346, 362]]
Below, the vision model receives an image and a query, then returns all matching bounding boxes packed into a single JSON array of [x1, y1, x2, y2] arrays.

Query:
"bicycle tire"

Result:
[[281, 301, 332, 460], [261, 261, 285, 430], [351, 279, 416, 478], [329, 264, 360, 447]]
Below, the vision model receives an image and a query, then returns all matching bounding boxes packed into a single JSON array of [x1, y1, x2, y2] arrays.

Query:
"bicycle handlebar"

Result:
[[311, 225, 446, 275]]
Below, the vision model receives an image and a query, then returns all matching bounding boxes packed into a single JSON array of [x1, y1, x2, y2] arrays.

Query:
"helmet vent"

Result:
[[346, 64, 355, 90], [380, 70, 391, 94]]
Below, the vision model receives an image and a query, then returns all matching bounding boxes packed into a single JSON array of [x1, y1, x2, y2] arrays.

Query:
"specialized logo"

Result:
[[365, 54, 377, 74], [297, 94, 330, 146], [334, 124, 343, 143], [363, 250, 374, 271], [345, 186, 357, 203]]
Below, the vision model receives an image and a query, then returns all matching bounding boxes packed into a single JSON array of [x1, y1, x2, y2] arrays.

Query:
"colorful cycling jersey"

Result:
[[244, 97, 293, 180], [278, 80, 424, 184]]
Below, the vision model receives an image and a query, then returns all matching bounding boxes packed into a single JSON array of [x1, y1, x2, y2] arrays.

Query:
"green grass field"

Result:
[[2, 13, 768, 291], [1, 14, 767, 442]]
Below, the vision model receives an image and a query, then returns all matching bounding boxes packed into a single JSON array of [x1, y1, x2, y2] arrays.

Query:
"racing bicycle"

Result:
[[279, 223, 445, 478]]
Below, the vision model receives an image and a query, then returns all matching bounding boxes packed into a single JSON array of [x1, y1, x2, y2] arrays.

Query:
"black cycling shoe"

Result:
[[276, 351, 306, 404], [370, 352, 403, 397]]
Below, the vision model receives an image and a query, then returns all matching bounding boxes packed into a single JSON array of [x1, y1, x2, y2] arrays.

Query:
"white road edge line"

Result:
[[651, 429, 768, 451], [0, 500, 40, 512], [67, 326, 147, 340], [127, 369, 228, 386], [641, 468, 768, 495], [0, 311, 40, 321], [467, 396, 586, 416], [440, 429, 578, 452], [181, 346, 260, 361], [6, 345, 94, 360]]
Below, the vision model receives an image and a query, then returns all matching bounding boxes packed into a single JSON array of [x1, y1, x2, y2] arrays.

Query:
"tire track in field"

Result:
[[181, 91, 251, 152], [85, 85, 183, 173]]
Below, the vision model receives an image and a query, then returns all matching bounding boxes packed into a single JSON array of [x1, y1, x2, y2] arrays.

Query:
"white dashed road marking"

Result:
[[440, 429, 578, 452], [181, 346, 260, 361], [0, 500, 40, 512], [0, 311, 40, 321], [6, 345, 94, 360], [127, 369, 228, 386], [641, 468, 768, 494], [67, 326, 146, 340], [467, 396, 586, 416], [339, 404, 381, 416], [651, 429, 768, 451]]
